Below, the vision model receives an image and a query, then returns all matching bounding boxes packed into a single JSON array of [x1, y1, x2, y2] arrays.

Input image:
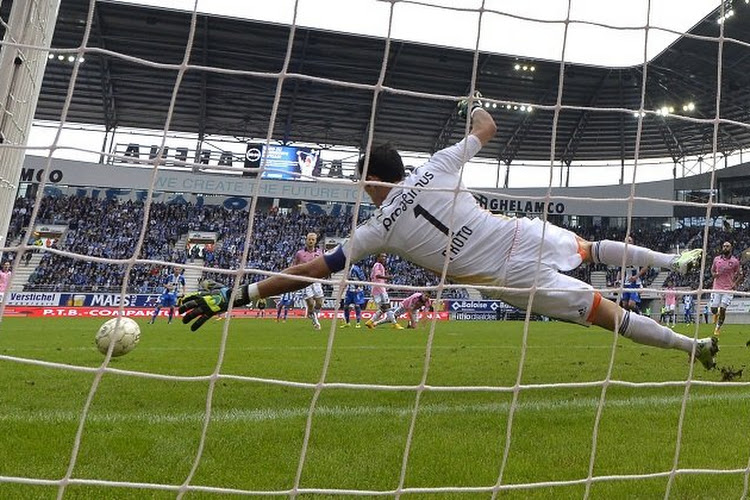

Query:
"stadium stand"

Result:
[[6, 194, 749, 300], [6, 194, 471, 298]]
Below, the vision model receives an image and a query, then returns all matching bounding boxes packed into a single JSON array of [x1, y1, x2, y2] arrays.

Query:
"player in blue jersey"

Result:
[[683, 294, 695, 324], [341, 263, 367, 328], [620, 266, 645, 313], [150, 267, 186, 324], [618, 237, 648, 314], [276, 291, 293, 322]]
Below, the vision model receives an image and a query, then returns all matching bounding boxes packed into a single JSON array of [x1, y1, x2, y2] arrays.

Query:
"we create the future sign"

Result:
[[23, 156, 675, 217]]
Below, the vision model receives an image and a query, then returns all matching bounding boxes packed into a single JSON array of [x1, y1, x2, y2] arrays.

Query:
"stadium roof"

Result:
[[3, 0, 750, 167], [117, 0, 718, 68]]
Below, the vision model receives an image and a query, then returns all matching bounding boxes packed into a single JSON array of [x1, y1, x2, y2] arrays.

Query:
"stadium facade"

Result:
[[20, 153, 750, 229]]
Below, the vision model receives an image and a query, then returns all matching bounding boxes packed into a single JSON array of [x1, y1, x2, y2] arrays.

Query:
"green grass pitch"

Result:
[[0, 316, 749, 499]]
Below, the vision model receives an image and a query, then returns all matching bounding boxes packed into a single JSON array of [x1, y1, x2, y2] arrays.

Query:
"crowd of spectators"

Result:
[[198, 206, 350, 282], [9, 196, 188, 292], [6, 194, 749, 299], [8, 195, 468, 297]]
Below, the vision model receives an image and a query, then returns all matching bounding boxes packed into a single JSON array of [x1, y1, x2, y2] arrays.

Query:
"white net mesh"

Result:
[[1, 0, 750, 498]]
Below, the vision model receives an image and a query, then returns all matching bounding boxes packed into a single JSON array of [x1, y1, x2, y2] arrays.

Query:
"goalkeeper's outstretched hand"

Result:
[[179, 287, 230, 331], [198, 278, 227, 291], [457, 90, 483, 119]]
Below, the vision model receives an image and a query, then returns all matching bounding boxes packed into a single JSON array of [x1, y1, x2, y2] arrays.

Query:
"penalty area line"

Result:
[[1, 391, 748, 425]]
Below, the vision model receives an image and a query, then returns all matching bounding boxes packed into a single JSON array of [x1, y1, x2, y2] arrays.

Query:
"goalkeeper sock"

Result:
[[591, 240, 674, 268], [618, 310, 693, 351]]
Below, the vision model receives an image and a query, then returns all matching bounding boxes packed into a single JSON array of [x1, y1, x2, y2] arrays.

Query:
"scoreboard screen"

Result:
[[244, 143, 321, 181]]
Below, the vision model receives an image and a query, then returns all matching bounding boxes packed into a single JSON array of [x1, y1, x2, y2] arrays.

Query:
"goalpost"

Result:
[[1, 0, 749, 498], [0, 0, 60, 252]]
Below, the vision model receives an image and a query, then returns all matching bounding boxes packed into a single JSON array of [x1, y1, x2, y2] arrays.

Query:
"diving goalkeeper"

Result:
[[180, 94, 718, 370]]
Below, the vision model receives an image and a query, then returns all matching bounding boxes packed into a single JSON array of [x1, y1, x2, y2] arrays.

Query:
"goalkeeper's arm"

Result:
[[470, 108, 496, 146], [180, 255, 334, 331], [457, 91, 496, 146], [250, 256, 332, 299]]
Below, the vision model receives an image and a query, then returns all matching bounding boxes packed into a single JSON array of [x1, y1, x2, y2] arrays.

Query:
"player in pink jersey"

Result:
[[292, 232, 324, 330], [182, 104, 718, 371], [710, 241, 742, 336], [390, 291, 432, 329], [365, 253, 402, 329], [663, 281, 677, 327], [0, 261, 11, 304]]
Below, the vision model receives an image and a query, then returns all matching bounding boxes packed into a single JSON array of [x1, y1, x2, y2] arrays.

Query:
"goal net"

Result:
[[1, 0, 749, 498]]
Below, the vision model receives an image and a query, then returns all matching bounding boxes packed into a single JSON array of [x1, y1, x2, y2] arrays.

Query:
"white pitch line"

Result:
[[7, 343, 734, 352], [1, 391, 748, 426]]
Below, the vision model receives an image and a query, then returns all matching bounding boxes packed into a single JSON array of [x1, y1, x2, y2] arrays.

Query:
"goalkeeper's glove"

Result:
[[198, 278, 226, 291], [457, 90, 483, 119], [179, 286, 250, 331]]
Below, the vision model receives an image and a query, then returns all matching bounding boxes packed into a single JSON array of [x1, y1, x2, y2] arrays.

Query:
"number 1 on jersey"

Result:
[[413, 204, 449, 235]]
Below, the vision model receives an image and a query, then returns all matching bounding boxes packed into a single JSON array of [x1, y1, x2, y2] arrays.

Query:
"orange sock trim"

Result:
[[577, 240, 590, 262], [586, 292, 603, 323]]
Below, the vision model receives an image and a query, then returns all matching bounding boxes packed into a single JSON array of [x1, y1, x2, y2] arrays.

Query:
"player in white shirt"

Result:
[[181, 103, 718, 370], [297, 150, 319, 179]]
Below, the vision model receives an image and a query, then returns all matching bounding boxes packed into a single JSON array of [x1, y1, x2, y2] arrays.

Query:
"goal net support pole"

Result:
[[0, 0, 60, 252]]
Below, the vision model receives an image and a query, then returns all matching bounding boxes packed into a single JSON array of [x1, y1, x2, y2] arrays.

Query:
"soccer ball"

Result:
[[95, 317, 141, 357]]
